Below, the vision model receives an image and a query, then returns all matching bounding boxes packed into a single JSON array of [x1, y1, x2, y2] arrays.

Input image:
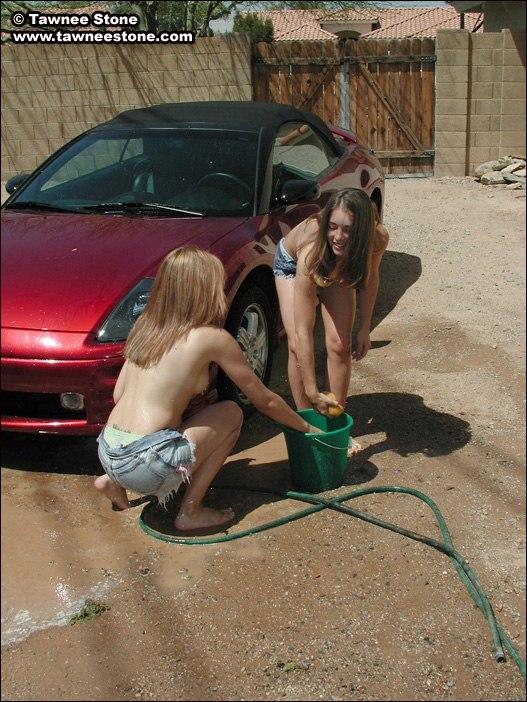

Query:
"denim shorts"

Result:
[[273, 238, 297, 279], [97, 427, 196, 509]]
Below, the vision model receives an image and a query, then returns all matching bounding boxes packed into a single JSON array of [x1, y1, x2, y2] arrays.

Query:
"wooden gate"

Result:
[[253, 38, 435, 175]]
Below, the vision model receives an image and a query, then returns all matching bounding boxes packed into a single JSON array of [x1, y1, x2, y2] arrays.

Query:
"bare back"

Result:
[[282, 217, 319, 261], [107, 327, 213, 435], [283, 215, 387, 265]]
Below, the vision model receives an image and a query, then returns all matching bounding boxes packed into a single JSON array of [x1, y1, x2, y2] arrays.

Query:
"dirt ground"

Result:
[[1, 176, 525, 701]]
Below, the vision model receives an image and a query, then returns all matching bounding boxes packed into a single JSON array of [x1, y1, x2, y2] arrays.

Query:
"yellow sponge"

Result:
[[326, 392, 344, 417]]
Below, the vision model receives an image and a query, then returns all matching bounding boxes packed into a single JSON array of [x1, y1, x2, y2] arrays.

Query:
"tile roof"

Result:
[[256, 9, 335, 42], [364, 7, 483, 38], [255, 7, 483, 41]]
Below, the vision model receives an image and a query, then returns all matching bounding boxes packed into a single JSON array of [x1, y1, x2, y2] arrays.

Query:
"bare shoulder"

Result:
[[187, 326, 226, 348], [302, 216, 319, 240], [288, 216, 318, 255], [207, 328, 245, 366], [296, 238, 316, 269], [290, 215, 317, 236], [189, 326, 239, 353], [214, 328, 237, 347], [296, 219, 318, 258], [373, 223, 389, 254]]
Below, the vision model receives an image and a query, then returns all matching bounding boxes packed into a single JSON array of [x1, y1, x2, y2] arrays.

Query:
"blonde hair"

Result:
[[304, 188, 375, 289], [125, 246, 227, 368]]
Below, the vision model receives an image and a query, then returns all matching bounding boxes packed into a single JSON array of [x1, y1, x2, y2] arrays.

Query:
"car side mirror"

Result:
[[5, 173, 30, 195], [279, 179, 320, 205]]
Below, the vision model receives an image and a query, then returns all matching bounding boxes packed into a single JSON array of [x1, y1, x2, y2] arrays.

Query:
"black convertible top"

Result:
[[101, 101, 337, 146], [95, 101, 344, 215]]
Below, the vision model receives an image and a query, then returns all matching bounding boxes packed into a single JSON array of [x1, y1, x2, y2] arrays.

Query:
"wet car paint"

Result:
[[1, 122, 383, 435]]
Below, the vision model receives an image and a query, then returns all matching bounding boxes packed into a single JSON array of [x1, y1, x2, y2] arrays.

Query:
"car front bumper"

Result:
[[1, 349, 123, 435]]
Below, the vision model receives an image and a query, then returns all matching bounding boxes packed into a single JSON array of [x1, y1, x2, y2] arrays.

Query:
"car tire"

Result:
[[219, 286, 275, 415]]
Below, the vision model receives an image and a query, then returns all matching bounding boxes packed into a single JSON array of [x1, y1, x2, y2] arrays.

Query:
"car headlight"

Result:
[[96, 278, 154, 342]]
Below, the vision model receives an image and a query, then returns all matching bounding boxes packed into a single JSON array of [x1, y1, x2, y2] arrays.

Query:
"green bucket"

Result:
[[282, 409, 353, 493]]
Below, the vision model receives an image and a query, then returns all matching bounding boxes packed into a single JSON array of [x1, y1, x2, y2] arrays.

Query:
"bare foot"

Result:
[[347, 439, 363, 459], [94, 475, 129, 511], [175, 506, 235, 534]]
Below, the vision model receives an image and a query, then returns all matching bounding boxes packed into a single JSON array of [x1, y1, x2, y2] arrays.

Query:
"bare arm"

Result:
[[294, 247, 341, 415], [278, 123, 310, 146], [294, 246, 319, 399], [211, 330, 321, 433], [355, 224, 390, 360]]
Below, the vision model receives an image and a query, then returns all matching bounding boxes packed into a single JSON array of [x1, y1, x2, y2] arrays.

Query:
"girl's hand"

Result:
[[306, 423, 323, 434], [353, 328, 371, 361], [309, 392, 342, 417]]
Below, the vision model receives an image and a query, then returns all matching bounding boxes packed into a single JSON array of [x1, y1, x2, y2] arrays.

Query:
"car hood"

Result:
[[1, 211, 244, 333]]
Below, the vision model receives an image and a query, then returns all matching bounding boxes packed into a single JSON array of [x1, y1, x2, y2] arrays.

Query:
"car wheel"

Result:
[[219, 286, 274, 413]]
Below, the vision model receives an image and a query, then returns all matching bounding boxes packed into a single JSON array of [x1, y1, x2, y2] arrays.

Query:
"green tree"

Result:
[[1, 1, 93, 35], [0, 1, 243, 38], [233, 11, 273, 44], [1, 0, 385, 41], [114, 1, 241, 36]]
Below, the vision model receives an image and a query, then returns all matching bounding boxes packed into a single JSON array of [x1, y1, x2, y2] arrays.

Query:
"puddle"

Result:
[[2, 576, 119, 646], [0, 490, 124, 646], [1, 470, 209, 646], [1, 435, 300, 649]]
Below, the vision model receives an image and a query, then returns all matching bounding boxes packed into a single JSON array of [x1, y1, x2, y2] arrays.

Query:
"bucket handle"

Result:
[[313, 437, 349, 451]]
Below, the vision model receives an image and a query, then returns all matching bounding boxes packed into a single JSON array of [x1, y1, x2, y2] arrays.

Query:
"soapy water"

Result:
[[1, 575, 120, 647]]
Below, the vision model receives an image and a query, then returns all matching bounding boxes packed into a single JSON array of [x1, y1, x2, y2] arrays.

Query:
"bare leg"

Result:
[[175, 401, 243, 532], [275, 276, 311, 409], [319, 286, 362, 457], [94, 474, 129, 511], [319, 285, 355, 406]]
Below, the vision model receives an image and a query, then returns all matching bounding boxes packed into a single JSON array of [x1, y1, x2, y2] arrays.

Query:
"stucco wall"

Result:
[[435, 28, 526, 176], [1, 34, 252, 183]]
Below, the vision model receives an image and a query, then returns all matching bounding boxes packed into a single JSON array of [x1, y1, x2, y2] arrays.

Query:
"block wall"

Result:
[[435, 28, 526, 176], [1, 34, 252, 182]]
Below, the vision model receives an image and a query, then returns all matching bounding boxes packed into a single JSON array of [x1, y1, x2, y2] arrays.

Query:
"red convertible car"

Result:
[[1, 101, 384, 434]]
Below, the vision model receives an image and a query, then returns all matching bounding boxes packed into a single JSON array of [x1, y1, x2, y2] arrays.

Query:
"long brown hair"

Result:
[[125, 246, 227, 368], [304, 188, 375, 288]]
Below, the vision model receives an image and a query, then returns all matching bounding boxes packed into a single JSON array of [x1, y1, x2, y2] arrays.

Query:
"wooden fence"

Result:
[[253, 38, 436, 175]]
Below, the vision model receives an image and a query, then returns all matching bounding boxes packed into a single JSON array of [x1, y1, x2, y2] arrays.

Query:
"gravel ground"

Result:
[[1, 176, 525, 701]]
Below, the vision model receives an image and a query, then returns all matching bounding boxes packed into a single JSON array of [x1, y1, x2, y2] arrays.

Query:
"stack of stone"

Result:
[[473, 156, 526, 189]]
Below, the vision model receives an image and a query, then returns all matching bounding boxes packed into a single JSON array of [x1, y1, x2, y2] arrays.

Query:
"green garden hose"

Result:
[[139, 483, 526, 680]]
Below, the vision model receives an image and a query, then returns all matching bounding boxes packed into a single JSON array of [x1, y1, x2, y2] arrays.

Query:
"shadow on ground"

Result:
[[1, 432, 100, 475], [139, 453, 378, 539], [369, 250, 422, 332], [138, 388, 471, 539], [344, 392, 472, 459]]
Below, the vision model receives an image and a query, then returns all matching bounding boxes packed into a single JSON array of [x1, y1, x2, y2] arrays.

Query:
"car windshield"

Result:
[[7, 128, 258, 217]]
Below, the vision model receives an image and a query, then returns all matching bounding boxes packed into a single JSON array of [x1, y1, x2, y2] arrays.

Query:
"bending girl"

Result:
[[273, 188, 389, 447], [95, 246, 321, 536]]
